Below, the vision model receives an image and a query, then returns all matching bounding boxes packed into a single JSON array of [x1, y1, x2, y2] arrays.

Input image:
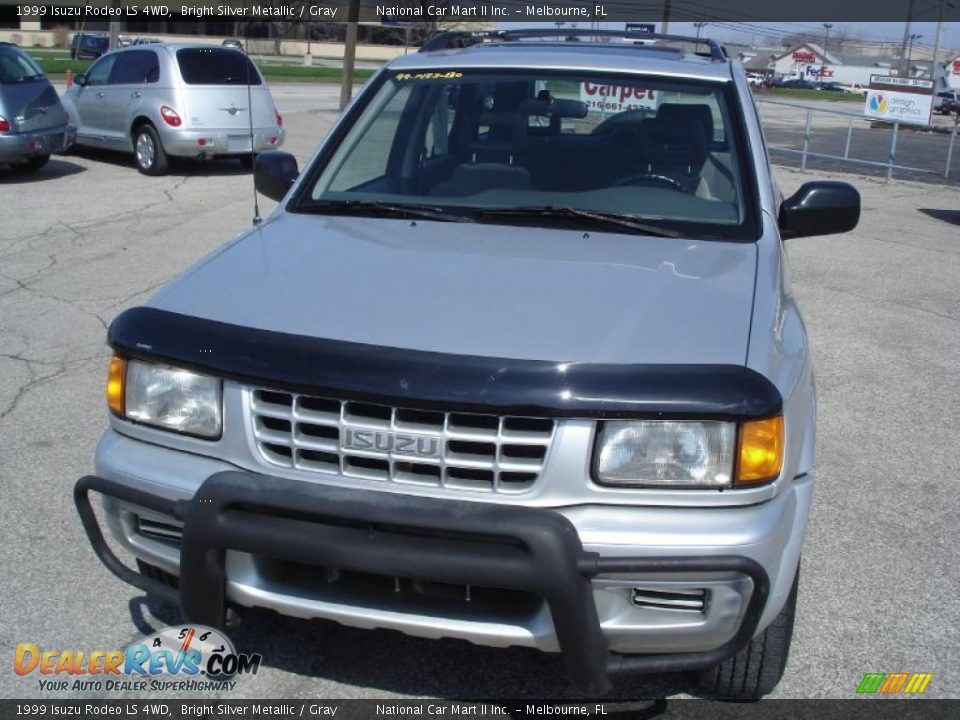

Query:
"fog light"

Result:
[[736, 416, 784, 485], [269, 136, 277, 145], [197, 138, 206, 147]]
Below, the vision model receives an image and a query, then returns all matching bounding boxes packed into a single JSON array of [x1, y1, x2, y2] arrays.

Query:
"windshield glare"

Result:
[[303, 70, 754, 238]]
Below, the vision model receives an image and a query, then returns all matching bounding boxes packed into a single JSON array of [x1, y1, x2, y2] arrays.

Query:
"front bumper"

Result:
[[158, 126, 285, 158], [0, 123, 75, 163], [76, 470, 772, 695]]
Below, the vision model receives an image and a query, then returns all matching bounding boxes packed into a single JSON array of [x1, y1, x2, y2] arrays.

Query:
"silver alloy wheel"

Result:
[[135, 132, 155, 169]]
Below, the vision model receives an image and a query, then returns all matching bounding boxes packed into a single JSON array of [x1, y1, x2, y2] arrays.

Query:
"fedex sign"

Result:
[[580, 82, 658, 113], [802, 64, 835, 80]]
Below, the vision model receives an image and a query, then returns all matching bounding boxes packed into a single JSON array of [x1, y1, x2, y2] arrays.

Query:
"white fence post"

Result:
[[887, 122, 899, 182], [801, 110, 812, 170], [947, 115, 959, 179]]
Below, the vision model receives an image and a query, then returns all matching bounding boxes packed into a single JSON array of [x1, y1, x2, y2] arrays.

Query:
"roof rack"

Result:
[[420, 29, 727, 62]]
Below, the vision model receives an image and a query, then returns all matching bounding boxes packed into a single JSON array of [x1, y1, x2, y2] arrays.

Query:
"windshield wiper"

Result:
[[472, 206, 682, 238], [300, 200, 475, 224]]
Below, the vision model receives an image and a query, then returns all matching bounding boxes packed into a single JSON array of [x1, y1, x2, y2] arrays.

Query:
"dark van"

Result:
[[70, 34, 110, 60]]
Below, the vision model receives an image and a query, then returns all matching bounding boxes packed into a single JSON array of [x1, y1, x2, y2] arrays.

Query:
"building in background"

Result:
[[766, 42, 950, 87]]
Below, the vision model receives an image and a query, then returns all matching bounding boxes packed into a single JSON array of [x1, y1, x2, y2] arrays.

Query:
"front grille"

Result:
[[249, 388, 556, 493], [631, 587, 708, 612], [136, 516, 183, 546]]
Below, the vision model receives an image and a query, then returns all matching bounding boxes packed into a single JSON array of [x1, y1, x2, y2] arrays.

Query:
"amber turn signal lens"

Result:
[[736, 415, 783, 485], [106, 356, 126, 416]]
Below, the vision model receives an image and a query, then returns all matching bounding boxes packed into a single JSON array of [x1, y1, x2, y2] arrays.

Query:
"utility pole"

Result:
[[930, 0, 948, 89], [899, 0, 915, 75], [821, 23, 833, 86], [339, 0, 360, 110], [661, 0, 672, 34], [694, 22, 708, 39], [906, 33, 922, 75], [109, 0, 121, 50]]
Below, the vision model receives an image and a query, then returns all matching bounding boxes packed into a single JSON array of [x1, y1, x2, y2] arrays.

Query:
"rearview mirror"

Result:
[[74, 74, 87, 87], [254, 151, 299, 202], [779, 181, 860, 239]]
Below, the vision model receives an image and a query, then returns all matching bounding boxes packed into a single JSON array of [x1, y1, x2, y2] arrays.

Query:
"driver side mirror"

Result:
[[254, 151, 299, 202], [779, 181, 860, 239], [74, 74, 87, 87]]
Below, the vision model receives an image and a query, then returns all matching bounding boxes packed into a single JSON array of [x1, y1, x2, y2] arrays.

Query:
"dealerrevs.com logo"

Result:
[[856, 672, 933, 695], [14, 625, 261, 692]]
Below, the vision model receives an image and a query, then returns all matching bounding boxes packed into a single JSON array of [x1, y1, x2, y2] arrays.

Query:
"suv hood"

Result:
[[149, 215, 757, 365]]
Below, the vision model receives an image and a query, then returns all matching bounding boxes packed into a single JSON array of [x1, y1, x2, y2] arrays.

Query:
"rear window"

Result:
[[0, 46, 45, 84], [176, 48, 261, 86]]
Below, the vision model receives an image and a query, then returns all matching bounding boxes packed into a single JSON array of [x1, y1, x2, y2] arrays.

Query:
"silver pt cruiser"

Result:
[[0, 42, 74, 173], [75, 30, 860, 698], [61, 43, 284, 175]]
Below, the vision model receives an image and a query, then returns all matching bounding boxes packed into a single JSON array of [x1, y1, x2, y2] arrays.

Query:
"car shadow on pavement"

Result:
[[126, 594, 707, 703], [918, 208, 960, 226], [68, 146, 253, 177], [0, 158, 86, 182]]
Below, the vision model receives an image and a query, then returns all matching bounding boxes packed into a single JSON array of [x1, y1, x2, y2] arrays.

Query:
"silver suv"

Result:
[[61, 43, 284, 175], [75, 30, 860, 698]]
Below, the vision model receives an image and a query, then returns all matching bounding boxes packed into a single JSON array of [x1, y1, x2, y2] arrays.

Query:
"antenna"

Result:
[[243, 23, 261, 226]]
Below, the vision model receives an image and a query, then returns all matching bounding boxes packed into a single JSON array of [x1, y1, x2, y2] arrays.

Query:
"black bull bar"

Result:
[[75, 471, 769, 695]]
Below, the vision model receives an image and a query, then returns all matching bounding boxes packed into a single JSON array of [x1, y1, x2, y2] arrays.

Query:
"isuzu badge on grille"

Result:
[[341, 429, 441, 458]]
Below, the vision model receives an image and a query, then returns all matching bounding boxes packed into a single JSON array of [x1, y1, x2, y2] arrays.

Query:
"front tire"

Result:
[[698, 561, 800, 699], [133, 124, 169, 176]]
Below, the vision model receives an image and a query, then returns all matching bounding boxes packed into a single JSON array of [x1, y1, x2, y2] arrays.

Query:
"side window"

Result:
[[109, 50, 160, 85], [85, 55, 117, 86]]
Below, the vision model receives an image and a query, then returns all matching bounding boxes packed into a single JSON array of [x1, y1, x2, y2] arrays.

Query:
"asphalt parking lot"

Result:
[[2, 83, 959, 702]]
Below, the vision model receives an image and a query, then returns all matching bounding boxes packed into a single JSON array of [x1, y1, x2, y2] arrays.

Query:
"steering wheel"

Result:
[[615, 173, 689, 192]]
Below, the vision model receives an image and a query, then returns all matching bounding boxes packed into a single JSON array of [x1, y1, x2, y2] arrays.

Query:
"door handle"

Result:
[[96, 91, 104, 98], [131, 91, 141, 99]]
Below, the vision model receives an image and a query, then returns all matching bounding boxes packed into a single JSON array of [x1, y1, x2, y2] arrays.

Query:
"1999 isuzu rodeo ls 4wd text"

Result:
[[75, 30, 860, 698]]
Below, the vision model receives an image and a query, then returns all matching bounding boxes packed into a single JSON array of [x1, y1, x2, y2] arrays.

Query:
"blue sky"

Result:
[[498, 21, 960, 55], [668, 21, 960, 52]]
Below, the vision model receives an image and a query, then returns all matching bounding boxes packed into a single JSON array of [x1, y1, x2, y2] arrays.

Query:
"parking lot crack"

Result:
[[158, 176, 190, 209], [0, 361, 66, 422]]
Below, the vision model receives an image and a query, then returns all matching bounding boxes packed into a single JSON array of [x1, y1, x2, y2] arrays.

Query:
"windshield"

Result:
[[297, 69, 756, 239], [0, 46, 45, 84]]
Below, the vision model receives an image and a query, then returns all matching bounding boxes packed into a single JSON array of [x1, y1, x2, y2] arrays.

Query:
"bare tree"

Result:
[[266, 0, 315, 56]]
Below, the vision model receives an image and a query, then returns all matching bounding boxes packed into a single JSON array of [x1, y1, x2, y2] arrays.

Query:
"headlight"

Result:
[[107, 356, 222, 439], [594, 417, 784, 489], [595, 420, 735, 488]]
